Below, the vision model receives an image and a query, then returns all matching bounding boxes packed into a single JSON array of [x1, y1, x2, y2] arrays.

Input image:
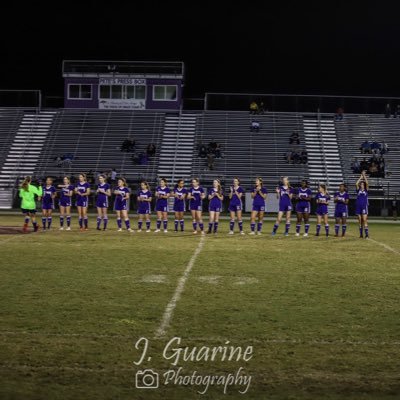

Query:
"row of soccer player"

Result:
[[18, 172, 370, 238]]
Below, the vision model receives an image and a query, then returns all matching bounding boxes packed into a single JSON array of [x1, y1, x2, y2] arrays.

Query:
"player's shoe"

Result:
[[207, 230, 212, 234], [66, 227, 71, 231], [228, 231, 234, 235], [128, 228, 133, 233], [33, 225, 39, 232], [284, 233, 289, 237], [249, 231, 256, 235], [303, 233, 308, 237], [193, 231, 198, 234], [164, 229, 168, 233], [154, 229, 160, 233], [201, 231, 205, 235], [59, 227, 64, 231], [117, 228, 122, 232], [271, 231, 276, 236], [295, 232, 300, 236], [96, 227, 101, 231], [80, 227, 84, 232], [334, 234, 338, 237], [240, 231, 245, 235], [146, 229, 151, 233], [137, 229, 142, 232], [257, 231, 262, 235], [359, 234, 363, 238], [84, 227, 89, 231]]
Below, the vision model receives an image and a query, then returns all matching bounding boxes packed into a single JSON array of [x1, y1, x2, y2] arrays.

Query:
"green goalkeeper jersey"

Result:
[[19, 184, 41, 209]]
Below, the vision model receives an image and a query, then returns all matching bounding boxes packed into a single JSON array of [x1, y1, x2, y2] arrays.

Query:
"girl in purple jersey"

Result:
[[295, 179, 312, 237], [272, 177, 293, 236], [187, 178, 206, 235], [57, 176, 74, 230], [137, 181, 152, 232], [96, 175, 111, 231], [113, 178, 133, 232], [207, 179, 224, 234], [250, 177, 267, 235], [315, 184, 330, 237], [155, 178, 171, 233], [172, 179, 187, 232], [334, 183, 349, 237], [74, 173, 91, 231], [356, 171, 369, 238], [41, 177, 56, 230], [228, 177, 245, 235]]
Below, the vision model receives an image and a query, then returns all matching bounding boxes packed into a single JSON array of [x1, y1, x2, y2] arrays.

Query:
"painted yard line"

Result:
[[367, 237, 400, 255], [154, 235, 205, 338]]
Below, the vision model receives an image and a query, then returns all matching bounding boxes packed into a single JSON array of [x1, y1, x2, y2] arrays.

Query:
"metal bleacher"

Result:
[[35, 109, 165, 184], [335, 113, 400, 198], [192, 111, 309, 188]]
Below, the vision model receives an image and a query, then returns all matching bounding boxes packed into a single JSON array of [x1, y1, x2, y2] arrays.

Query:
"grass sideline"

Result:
[[0, 214, 400, 399]]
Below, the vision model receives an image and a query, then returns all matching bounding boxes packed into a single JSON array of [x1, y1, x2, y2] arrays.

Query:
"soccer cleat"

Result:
[[117, 228, 122, 232], [154, 229, 160, 233], [257, 231, 262, 235], [66, 227, 71, 231], [201, 231, 205, 235], [137, 229, 142, 232], [84, 228, 89, 231], [103, 228, 107, 231], [96, 227, 101, 231], [59, 227, 64, 231], [228, 231, 234, 235], [164, 229, 168, 233], [315, 233, 319, 237], [207, 230, 212, 234], [146, 229, 151, 233], [249, 231, 256, 235], [271, 231, 276, 236], [128, 228, 133, 233], [303, 233, 308, 237], [193, 231, 198, 234], [295, 233, 300, 237], [240, 231, 245, 235], [334, 234, 338, 237], [174, 230, 178, 233], [80, 227, 84, 232], [284, 233, 289, 237], [359, 234, 363, 238], [365, 235, 369, 239]]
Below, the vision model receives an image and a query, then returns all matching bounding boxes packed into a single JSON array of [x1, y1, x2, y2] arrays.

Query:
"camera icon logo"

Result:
[[135, 369, 159, 389]]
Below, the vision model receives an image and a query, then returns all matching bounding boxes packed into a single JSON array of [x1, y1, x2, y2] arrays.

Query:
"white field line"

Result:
[[154, 235, 205, 338], [0, 235, 21, 245], [367, 238, 400, 255]]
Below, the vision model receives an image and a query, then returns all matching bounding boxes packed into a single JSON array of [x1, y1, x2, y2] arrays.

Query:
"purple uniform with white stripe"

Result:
[[334, 191, 349, 218], [96, 183, 110, 208], [42, 185, 56, 209], [228, 186, 244, 212], [155, 186, 170, 212], [75, 182, 90, 207], [137, 190, 152, 214], [278, 186, 293, 212], [188, 186, 204, 211], [296, 187, 312, 213], [315, 192, 330, 215], [173, 188, 187, 212], [252, 187, 267, 212], [59, 185, 74, 207], [355, 189, 368, 215], [114, 187, 130, 211], [208, 188, 222, 212]]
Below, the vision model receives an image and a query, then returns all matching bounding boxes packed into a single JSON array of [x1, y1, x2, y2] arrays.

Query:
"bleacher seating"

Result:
[[34, 110, 165, 184], [335, 114, 400, 197], [192, 111, 309, 188]]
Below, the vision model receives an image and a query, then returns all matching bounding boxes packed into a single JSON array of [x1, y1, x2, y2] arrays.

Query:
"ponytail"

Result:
[[21, 176, 31, 192]]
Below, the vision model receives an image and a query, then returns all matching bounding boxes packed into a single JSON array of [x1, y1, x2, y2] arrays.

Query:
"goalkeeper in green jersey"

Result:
[[19, 176, 42, 232]]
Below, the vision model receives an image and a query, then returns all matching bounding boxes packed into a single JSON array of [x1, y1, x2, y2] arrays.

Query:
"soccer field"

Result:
[[0, 214, 399, 400]]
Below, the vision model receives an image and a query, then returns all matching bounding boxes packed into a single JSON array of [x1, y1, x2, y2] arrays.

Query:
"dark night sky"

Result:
[[2, 1, 400, 100]]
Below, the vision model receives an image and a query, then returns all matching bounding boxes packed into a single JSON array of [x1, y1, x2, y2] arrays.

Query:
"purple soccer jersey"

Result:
[[42, 185, 56, 209], [229, 186, 244, 212], [75, 182, 90, 207], [114, 186, 130, 211], [188, 186, 204, 211], [355, 189, 368, 215], [96, 183, 110, 208], [334, 191, 349, 218], [315, 192, 330, 215], [278, 185, 293, 212], [208, 187, 223, 212], [155, 186, 170, 212], [295, 187, 312, 213], [59, 184, 74, 207], [173, 187, 187, 212], [252, 186, 267, 211], [137, 190, 152, 214]]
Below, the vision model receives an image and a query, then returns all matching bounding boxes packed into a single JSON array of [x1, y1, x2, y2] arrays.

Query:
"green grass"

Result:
[[0, 213, 400, 399]]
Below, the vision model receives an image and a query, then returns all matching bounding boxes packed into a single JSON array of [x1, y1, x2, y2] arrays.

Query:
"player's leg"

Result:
[[155, 210, 162, 232], [162, 211, 168, 232], [65, 206, 71, 230], [47, 209, 53, 229], [178, 211, 184, 232], [116, 210, 122, 230], [213, 211, 220, 233], [303, 212, 310, 236], [316, 214, 322, 236], [272, 211, 283, 234], [191, 210, 197, 233], [145, 213, 151, 232], [284, 210, 291, 235], [229, 210, 235, 234], [197, 210, 204, 234], [82, 206, 88, 229], [208, 211, 215, 234], [341, 216, 347, 237], [296, 212, 303, 236], [102, 208, 108, 230], [363, 214, 369, 238], [59, 205, 65, 230], [257, 211, 265, 234], [96, 207, 102, 230], [122, 209, 131, 231], [174, 212, 179, 232], [324, 214, 329, 237], [250, 210, 257, 234], [41, 209, 48, 230], [335, 217, 341, 237], [358, 214, 363, 238]]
